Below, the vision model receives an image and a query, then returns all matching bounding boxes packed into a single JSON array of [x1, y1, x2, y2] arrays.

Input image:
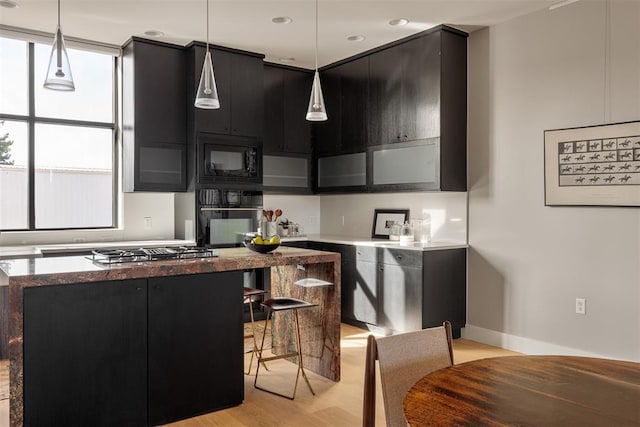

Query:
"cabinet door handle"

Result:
[[379, 266, 384, 272]]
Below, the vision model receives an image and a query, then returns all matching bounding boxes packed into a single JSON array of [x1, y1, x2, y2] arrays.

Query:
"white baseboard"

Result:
[[461, 324, 608, 358]]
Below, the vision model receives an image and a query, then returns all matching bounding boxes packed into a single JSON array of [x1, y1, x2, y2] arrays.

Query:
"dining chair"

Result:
[[363, 321, 453, 427]]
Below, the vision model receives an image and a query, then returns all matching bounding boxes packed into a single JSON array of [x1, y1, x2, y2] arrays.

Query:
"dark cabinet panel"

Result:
[[422, 248, 467, 335], [401, 33, 441, 142], [338, 56, 369, 152], [263, 64, 313, 155], [147, 272, 243, 425], [231, 54, 264, 137], [24, 280, 147, 427], [122, 37, 187, 192], [190, 44, 264, 138], [379, 263, 423, 332], [148, 271, 244, 425], [283, 68, 313, 154], [192, 46, 233, 135], [263, 65, 285, 153], [354, 260, 378, 325], [368, 46, 403, 145], [314, 67, 342, 156]]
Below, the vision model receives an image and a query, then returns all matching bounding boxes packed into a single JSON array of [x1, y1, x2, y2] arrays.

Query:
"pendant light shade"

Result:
[[306, 71, 327, 121], [195, 50, 220, 109], [44, 0, 75, 91], [306, 0, 327, 121], [194, 0, 220, 109]]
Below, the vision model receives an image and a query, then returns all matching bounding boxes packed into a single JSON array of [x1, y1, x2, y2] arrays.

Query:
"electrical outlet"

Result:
[[575, 298, 586, 315], [144, 217, 152, 230]]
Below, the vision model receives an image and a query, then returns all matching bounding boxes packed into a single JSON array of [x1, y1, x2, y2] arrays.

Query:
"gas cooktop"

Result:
[[89, 246, 217, 265]]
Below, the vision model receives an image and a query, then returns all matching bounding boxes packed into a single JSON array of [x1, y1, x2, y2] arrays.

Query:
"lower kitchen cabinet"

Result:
[[148, 272, 243, 425], [285, 241, 466, 337], [22, 271, 244, 426], [24, 279, 148, 427]]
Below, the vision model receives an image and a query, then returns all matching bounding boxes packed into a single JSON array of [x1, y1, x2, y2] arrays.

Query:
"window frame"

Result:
[[0, 36, 119, 232]]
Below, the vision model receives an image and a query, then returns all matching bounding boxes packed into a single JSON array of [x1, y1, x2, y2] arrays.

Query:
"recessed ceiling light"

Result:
[[144, 30, 165, 37], [279, 57, 296, 63], [347, 35, 365, 42], [272, 16, 293, 24], [0, 0, 18, 8], [389, 18, 410, 26]]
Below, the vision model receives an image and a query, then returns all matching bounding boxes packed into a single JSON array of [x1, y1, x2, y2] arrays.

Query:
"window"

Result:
[[0, 35, 117, 231]]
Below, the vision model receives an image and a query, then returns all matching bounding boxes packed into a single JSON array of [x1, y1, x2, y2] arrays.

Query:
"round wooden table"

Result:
[[403, 355, 640, 426]]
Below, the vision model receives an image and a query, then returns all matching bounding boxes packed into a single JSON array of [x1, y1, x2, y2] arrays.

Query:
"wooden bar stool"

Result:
[[243, 286, 269, 375], [254, 297, 317, 399]]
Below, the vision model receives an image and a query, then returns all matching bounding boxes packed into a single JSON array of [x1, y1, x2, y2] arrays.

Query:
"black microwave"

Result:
[[198, 134, 262, 185]]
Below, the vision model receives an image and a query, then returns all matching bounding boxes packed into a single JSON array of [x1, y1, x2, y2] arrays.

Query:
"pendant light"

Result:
[[43, 0, 75, 91], [306, 0, 327, 121], [194, 0, 220, 109]]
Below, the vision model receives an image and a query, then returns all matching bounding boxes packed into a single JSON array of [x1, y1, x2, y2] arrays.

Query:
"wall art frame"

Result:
[[544, 120, 640, 207], [371, 209, 409, 239]]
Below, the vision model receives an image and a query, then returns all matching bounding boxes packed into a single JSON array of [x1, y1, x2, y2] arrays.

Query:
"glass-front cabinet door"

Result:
[[370, 139, 439, 190], [134, 142, 186, 191]]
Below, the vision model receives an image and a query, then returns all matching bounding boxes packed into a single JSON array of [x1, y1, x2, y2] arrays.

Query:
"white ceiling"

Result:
[[1, 0, 560, 69]]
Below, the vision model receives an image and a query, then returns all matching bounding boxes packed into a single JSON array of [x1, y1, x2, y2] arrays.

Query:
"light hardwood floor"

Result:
[[0, 324, 519, 427]]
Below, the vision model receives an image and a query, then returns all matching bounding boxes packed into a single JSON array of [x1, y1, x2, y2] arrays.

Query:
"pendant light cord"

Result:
[[206, 0, 210, 50], [57, 0, 61, 27], [315, 0, 319, 71]]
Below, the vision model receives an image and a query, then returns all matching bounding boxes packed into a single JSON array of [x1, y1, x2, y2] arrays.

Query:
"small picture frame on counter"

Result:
[[371, 209, 409, 239]]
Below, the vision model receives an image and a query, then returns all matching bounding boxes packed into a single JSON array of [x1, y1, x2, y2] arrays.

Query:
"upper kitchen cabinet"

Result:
[[263, 64, 313, 193], [315, 56, 369, 156], [122, 37, 187, 192], [188, 43, 264, 139], [369, 26, 468, 191], [263, 63, 313, 155]]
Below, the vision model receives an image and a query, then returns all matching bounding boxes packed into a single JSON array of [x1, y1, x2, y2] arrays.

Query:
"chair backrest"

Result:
[[363, 321, 453, 427]]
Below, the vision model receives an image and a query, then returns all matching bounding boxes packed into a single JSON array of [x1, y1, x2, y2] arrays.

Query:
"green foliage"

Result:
[[0, 120, 14, 165]]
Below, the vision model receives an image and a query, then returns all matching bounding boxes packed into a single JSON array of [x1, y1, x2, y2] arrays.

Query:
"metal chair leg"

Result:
[[245, 297, 268, 375], [254, 307, 315, 399]]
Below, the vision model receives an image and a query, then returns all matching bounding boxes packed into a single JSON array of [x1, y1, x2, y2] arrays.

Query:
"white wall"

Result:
[[263, 194, 321, 235], [0, 192, 176, 245], [319, 192, 467, 242], [467, 0, 640, 361]]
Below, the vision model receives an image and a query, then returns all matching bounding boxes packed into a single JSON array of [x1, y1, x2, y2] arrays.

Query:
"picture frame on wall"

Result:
[[544, 120, 640, 207], [371, 209, 409, 239]]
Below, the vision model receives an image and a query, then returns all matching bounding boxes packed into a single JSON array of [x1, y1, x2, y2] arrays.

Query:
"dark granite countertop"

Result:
[[0, 246, 340, 288]]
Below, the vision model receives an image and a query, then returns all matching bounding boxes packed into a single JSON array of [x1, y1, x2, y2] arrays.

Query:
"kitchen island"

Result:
[[0, 246, 340, 427]]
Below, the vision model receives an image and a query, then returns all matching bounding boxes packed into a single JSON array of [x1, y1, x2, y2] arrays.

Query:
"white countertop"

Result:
[[0, 234, 466, 260], [282, 234, 468, 251]]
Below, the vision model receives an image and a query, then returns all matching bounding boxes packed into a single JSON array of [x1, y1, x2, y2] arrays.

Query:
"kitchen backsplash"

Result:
[[319, 192, 467, 242], [265, 192, 467, 243], [262, 195, 321, 235]]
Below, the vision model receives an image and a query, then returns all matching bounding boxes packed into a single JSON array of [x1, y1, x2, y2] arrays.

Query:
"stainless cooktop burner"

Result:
[[90, 246, 217, 264]]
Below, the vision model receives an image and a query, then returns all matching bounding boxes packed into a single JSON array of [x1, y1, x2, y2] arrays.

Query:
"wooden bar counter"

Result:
[[0, 246, 340, 427]]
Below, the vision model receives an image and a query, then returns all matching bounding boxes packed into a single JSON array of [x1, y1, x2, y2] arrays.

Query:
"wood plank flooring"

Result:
[[0, 323, 519, 427]]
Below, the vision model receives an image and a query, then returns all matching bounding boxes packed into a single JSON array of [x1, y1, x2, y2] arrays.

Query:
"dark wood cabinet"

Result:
[[189, 44, 264, 138], [286, 241, 466, 337], [24, 280, 148, 426], [315, 57, 369, 156], [23, 271, 244, 426], [315, 25, 467, 192], [368, 34, 440, 145], [148, 272, 243, 425], [314, 67, 342, 156], [264, 64, 312, 154], [122, 37, 187, 192], [263, 63, 313, 193]]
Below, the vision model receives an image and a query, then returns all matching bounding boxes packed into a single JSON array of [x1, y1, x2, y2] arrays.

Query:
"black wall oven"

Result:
[[197, 188, 262, 248], [198, 133, 262, 187]]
